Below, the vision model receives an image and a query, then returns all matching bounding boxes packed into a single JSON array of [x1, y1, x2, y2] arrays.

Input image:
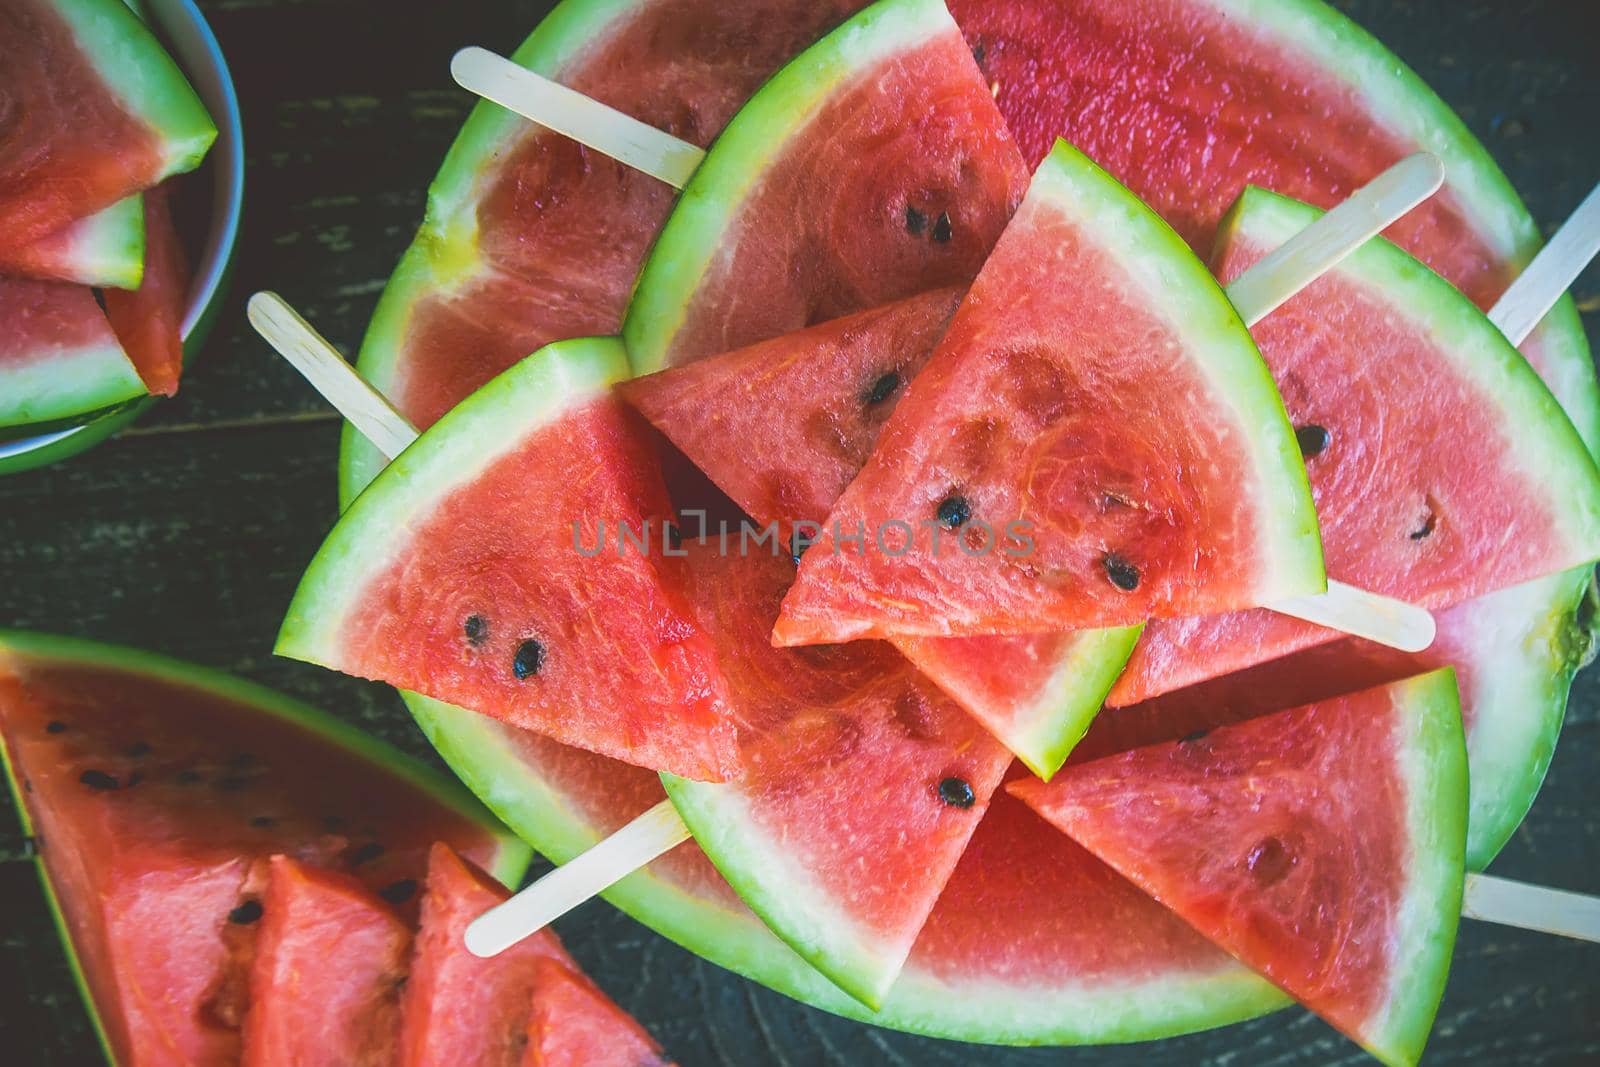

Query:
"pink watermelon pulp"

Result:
[[0, 277, 147, 431], [0, 195, 145, 289], [241, 857, 413, 1067], [104, 183, 188, 397], [1014, 670, 1467, 1067], [523, 958, 671, 1067], [0, 631, 527, 1066]]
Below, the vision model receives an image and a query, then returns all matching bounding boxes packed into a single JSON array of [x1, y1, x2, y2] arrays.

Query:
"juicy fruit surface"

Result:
[[0, 638, 518, 1065], [0, 276, 144, 429], [400, 844, 572, 1067], [0, 195, 143, 288], [1111, 191, 1600, 706], [776, 142, 1319, 643], [243, 857, 412, 1067], [1016, 671, 1467, 1067], [663, 542, 1011, 1007], [105, 183, 187, 396], [620, 288, 962, 532], [624, 0, 1027, 372], [524, 958, 670, 1067]]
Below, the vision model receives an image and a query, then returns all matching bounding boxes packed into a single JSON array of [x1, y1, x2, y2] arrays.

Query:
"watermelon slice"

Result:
[[1107, 189, 1600, 706], [241, 856, 412, 1067], [623, 0, 1026, 375], [620, 294, 1137, 777], [775, 140, 1323, 644], [661, 541, 1011, 1007], [1012, 669, 1468, 1067], [0, 630, 527, 1066], [104, 183, 188, 396], [0, 195, 145, 289], [0, 0, 215, 255], [523, 958, 670, 1067], [341, 0, 870, 499], [0, 278, 147, 431], [280, 337, 740, 782], [399, 843, 573, 1066]]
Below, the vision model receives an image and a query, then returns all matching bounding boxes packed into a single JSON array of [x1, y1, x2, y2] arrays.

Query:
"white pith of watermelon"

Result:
[[775, 140, 1323, 643], [0, 279, 147, 431], [0, 630, 529, 1066], [621, 0, 1027, 375], [1108, 187, 1600, 707], [0, 194, 146, 289], [1016, 669, 1468, 1067]]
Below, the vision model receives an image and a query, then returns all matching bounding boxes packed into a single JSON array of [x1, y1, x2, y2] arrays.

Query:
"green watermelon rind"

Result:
[[286, 337, 630, 666], [11, 195, 146, 290], [1365, 668, 1468, 1067], [620, 0, 953, 376], [0, 630, 533, 1066], [0, 338, 147, 432], [339, 0, 649, 508], [406, 691, 1293, 1045], [51, 0, 217, 179]]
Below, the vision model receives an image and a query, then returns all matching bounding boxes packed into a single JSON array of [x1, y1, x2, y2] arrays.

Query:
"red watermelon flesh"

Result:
[[1108, 190, 1600, 707], [241, 857, 412, 1067], [374, 0, 867, 435], [0, 276, 147, 430], [0, 635, 522, 1066], [399, 843, 572, 1067], [1012, 670, 1467, 1067], [105, 183, 187, 396], [523, 958, 670, 1067]]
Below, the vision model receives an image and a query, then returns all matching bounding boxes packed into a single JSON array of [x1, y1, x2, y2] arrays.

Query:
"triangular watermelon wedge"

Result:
[[1012, 669, 1468, 1067], [661, 540, 1011, 1008], [0, 630, 527, 1067], [241, 856, 413, 1066], [622, 0, 1028, 375], [523, 957, 671, 1066], [621, 292, 1138, 777], [775, 140, 1324, 644], [0, 277, 147, 431], [104, 183, 188, 396], [1109, 188, 1600, 707], [278, 337, 741, 782], [0, 0, 214, 255], [0, 195, 145, 289]]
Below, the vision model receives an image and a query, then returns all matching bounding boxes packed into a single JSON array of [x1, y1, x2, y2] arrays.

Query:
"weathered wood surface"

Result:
[[1, 0, 1597, 1062]]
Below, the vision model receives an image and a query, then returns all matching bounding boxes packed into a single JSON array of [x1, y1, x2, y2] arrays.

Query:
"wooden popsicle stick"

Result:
[[450, 47, 705, 190], [465, 799, 690, 957], [1462, 873, 1600, 943], [1225, 152, 1447, 327], [246, 292, 420, 460], [1489, 180, 1600, 347], [1268, 579, 1436, 653]]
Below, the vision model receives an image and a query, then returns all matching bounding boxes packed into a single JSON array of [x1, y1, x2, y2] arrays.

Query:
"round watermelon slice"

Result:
[[0, 0, 215, 255], [281, 337, 741, 783], [1014, 669, 1468, 1067], [0, 195, 146, 290], [775, 140, 1323, 643], [0, 630, 527, 1066], [0, 278, 147, 432], [622, 0, 1027, 375]]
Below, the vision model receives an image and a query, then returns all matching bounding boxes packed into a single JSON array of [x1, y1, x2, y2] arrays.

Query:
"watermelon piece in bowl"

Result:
[[0, 279, 147, 432], [1108, 188, 1600, 707], [278, 337, 742, 783], [0, 630, 528, 1067], [776, 139, 1324, 644], [1013, 669, 1468, 1067], [0, 195, 146, 290]]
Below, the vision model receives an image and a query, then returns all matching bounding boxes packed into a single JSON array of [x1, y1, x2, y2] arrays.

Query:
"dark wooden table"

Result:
[[3, 0, 1598, 1063]]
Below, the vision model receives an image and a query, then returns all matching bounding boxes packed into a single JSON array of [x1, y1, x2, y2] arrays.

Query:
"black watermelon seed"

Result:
[[904, 204, 927, 235], [665, 521, 684, 550], [1410, 510, 1437, 541], [350, 842, 385, 866], [971, 40, 987, 69], [865, 371, 902, 407], [937, 776, 976, 809], [790, 528, 816, 567], [513, 639, 546, 680], [1103, 552, 1141, 591], [1295, 423, 1331, 457], [464, 614, 488, 645], [45, 721, 67, 734], [229, 900, 264, 925], [175, 770, 202, 785], [79, 770, 118, 791], [126, 741, 151, 758], [936, 495, 972, 528], [1246, 836, 1294, 886], [379, 879, 418, 906], [931, 212, 953, 243], [250, 816, 278, 829]]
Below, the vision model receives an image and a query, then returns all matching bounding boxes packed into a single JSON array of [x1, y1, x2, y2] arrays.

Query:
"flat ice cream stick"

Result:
[[1489, 180, 1600, 347], [465, 799, 690, 957], [1269, 580, 1436, 653], [1462, 873, 1600, 943], [247, 292, 420, 459], [1225, 152, 1446, 327], [450, 47, 705, 189]]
